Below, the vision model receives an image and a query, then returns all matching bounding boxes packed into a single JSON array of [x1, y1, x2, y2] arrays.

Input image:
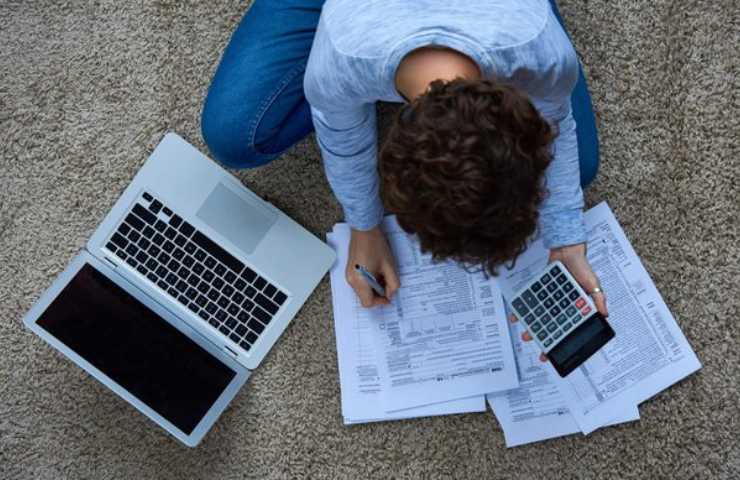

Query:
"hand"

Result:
[[514, 242, 608, 363], [346, 226, 401, 308]]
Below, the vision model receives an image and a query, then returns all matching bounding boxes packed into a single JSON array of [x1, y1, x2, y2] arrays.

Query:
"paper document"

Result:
[[327, 231, 486, 424], [330, 217, 518, 413], [497, 202, 701, 434], [487, 313, 639, 447]]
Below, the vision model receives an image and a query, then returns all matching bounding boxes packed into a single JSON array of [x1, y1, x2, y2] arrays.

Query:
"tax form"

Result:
[[327, 230, 487, 424], [486, 313, 639, 447], [497, 202, 701, 434], [331, 217, 518, 413]]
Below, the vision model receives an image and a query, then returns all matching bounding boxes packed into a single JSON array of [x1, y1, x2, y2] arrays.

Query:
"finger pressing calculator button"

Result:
[[534, 306, 545, 316], [541, 273, 552, 284], [556, 274, 567, 285], [575, 298, 586, 309], [568, 290, 579, 301], [512, 298, 529, 316], [546, 322, 558, 333], [524, 313, 535, 325], [537, 331, 548, 341], [531, 321, 543, 333], [522, 290, 538, 308]]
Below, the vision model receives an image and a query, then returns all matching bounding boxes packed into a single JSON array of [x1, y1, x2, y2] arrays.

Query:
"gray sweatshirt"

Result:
[[304, 0, 586, 248]]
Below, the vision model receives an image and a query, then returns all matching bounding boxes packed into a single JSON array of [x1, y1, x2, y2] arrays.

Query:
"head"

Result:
[[380, 78, 554, 275]]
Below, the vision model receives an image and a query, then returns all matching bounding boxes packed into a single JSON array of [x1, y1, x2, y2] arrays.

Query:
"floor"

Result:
[[1, 1, 739, 478]]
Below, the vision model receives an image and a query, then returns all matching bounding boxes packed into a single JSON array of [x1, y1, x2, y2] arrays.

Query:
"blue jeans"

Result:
[[202, 0, 600, 187]]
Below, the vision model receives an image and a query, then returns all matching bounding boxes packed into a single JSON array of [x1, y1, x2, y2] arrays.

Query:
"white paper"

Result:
[[497, 202, 701, 434], [486, 315, 639, 447], [327, 231, 487, 424], [332, 217, 518, 412]]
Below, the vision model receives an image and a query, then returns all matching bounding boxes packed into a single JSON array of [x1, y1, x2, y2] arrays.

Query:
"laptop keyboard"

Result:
[[103, 191, 288, 353]]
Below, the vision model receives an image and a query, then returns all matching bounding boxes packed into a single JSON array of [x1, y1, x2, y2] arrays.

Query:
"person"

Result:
[[201, 0, 608, 321]]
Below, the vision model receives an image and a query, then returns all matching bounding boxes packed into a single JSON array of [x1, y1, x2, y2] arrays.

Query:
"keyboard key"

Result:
[[183, 256, 195, 267], [169, 214, 183, 228], [225, 271, 237, 284], [214, 264, 226, 276], [147, 273, 157, 283], [168, 259, 180, 271], [163, 241, 175, 253], [556, 314, 567, 325], [176, 280, 188, 293], [191, 231, 245, 274], [549, 305, 561, 316], [512, 298, 528, 316], [179, 221, 195, 237], [245, 286, 256, 298], [554, 290, 564, 300], [193, 263, 205, 275], [531, 281, 542, 293], [149, 199, 163, 213], [581, 306, 592, 316], [575, 298, 586, 309], [237, 311, 249, 323], [197, 281, 210, 293], [142, 192, 153, 201], [118, 223, 131, 236], [186, 287, 198, 300], [245, 331, 258, 344], [203, 270, 215, 282], [111, 233, 128, 249], [563, 283, 574, 293], [562, 322, 572, 332], [209, 318, 220, 328], [133, 204, 156, 225], [164, 227, 177, 240], [236, 324, 248, 336], [137, 265, 147, 275], [148, 245, 161, 258], [154, 220, 167, 232], [207, 289, 220, 301], [217, 297, 229, 308], [553, 330, 563, 340], [540, 273, 551, 284], [537, 290, 548, 301], [568, 290, 579, 301], [241, 267, 257, 283], [521, 313, 535, 326], [546, 282, 558, 293], [167, 287, 178, 297], [213, 278, 225, 290], [556, 274, 567, 285], [248, 318, 265, 334], [136, 251, 148, 263], [566, 306, 577, 317], [242, 299, 254, 312], [193, 249, 205, 262], [206, 302, 217, 314], [166, 273, 178, 285], [534, 305, 545, 316], [219, 326, 230, 335], [125, 244, 138, 256], [143, 226, 156, 238], [128, 230, 141, 242], [152, 233, 165, 246], [158, 252, 170, 264], [226, 317, 237, 329], [540, 314, 551, 325], [531, 321, 542, 333], [196, 295, 207, 307], [254, 276, 267, 290], [544, 298, 554, 308], [163, 207, 173, 216], [546, 322, 558, 333], [146, 258, 158, 270], [239, 341, 251, 351], [222, 285, 234, 297], [215, 310, 227, 321], [173, 248, 185, 260], [177, 294, 188, 305], [187, 274, 199, 286], [537, 330, 547, 341], [125, 213, 145, 231], [551, 265, 562, 276], [184, 243, 196, 254], [205, 257, 217, 269], [522, 290, 538, 308], [174, 235, 187, 247], [198, 310, 209, 321], [252, 306, 272, 324], [115, 250, 126, 260], [544, 338, 553, 347], [232, 292, 244, 304], [273, 291, 287, 305], [227, 304, 239, 316], [138, 238, 151, 251], [559, 298, 570, 309], [229, 333, 240, 343]]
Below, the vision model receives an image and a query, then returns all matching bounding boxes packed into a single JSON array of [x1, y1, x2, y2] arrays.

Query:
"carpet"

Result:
[[1, 1, 739, 478]]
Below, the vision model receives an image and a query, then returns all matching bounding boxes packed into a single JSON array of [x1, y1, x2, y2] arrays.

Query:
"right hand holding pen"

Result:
[[346, 226, 401, 308]]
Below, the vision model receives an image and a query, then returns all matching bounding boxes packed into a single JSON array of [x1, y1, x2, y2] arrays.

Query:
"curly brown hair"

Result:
[[379, 78, 555, 275]]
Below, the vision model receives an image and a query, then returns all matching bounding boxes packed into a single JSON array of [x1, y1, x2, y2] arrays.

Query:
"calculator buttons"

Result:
[[554, 290, 564, 300], [575, 298, 586, 309], [568, 290, 579, 301], [546, 322, 558, 333], [532, 281, 542, 292], [562, 322, 572, 331], [522, 290, 539, 308], [563, 283, 574, 292], [551, 265, 561, 275], [541, 273, 552, 284], [537, 331, 547, 341], [566, 306, 577, 317], [531, 321, 543, 333], [543, 338, 553, 347], [537, 290, 548, 301], [559, 298, 570, 309], [556, 274, 567, 285], [512, 298, 529, 316], [553, 330, 563, 340], [546, 282, 558, 293], [540, 314, 551, 325], [534, 305, 545, 316], [549, 305, 561, 316], [581, 306, 592, 316], [544, 298, 554, 308], [556, 313, 567, 325], [524, 313, 535, 325]]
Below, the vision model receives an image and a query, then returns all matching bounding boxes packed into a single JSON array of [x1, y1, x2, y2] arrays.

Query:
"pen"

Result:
[[354, 264, 387, 297]]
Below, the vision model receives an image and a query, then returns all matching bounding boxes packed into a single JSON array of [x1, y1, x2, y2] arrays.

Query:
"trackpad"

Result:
[[196, 183, 277, 255]]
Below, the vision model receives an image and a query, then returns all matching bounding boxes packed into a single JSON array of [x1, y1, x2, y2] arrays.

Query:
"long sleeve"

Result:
[[537, 100, 587, 248]]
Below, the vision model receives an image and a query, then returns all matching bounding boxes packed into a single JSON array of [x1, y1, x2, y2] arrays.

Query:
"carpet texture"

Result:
[[1, 1, 739, 478]]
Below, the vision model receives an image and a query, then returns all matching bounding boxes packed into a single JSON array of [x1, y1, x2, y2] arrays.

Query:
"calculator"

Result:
[[509, 261, 615, 377]]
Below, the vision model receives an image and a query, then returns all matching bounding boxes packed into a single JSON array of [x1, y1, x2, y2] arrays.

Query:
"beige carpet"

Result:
[[1, 1, 739, 478]]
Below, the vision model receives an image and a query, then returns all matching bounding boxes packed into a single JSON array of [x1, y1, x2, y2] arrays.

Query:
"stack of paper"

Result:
[[327, 202, 701, 445]]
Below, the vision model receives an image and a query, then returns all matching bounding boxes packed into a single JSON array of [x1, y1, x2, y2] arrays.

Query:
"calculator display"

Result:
[[547, 314, 614, 376]]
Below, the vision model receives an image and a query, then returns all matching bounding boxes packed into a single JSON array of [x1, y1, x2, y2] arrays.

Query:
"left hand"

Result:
[[515, 242, 607, 363]]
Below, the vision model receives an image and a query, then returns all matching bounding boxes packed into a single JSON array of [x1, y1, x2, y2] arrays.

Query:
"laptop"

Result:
[[23, 133, 336, 446]]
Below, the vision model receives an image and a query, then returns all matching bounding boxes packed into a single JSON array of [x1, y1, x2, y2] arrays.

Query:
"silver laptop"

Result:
[[23, 133, 336, 446]]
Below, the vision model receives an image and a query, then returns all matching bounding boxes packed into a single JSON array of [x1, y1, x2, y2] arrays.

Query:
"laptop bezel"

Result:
[[23, 250, 250, 447]]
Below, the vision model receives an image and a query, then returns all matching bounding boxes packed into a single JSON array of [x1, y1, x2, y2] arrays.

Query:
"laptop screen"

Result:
[[36, 263, 236, 435]]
